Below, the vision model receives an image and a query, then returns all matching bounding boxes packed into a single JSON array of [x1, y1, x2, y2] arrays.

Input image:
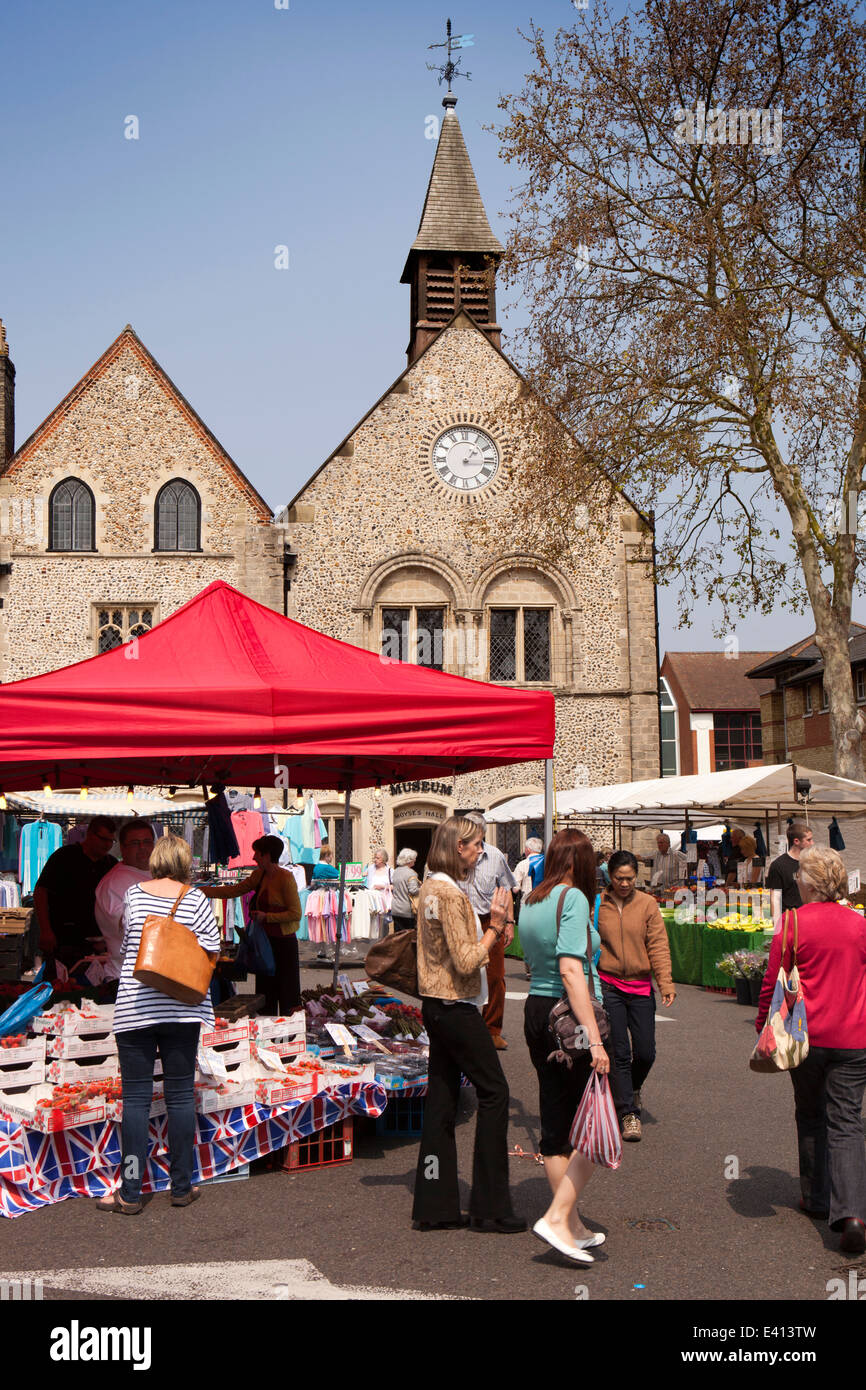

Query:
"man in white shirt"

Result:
[[513, 837, 544, 901], [94, 821, 156, 980], [640, 834, 688, 889]]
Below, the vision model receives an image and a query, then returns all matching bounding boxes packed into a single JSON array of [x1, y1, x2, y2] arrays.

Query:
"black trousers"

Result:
[[256, 932, 300, 1015], [412, 998, 513, 1223], [789, 1046, 866, 1228], [524, 994, 593, 1156], [602, 982, 656, 1120]]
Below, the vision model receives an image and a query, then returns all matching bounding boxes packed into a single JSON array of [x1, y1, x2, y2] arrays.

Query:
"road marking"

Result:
[[505, 991, 528, 1000], [0, 1259, 458, 1301]]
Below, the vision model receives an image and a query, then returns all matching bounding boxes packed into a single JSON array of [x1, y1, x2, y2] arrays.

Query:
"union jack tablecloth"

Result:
[[0, 1082, 387, 1219]]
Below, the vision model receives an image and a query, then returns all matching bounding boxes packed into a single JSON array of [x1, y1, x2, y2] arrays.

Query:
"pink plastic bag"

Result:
[[569, 1072, 622, 1169]]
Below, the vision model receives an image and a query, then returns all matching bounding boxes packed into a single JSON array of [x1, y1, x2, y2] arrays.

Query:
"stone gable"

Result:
[[0, 330, 281, 681], [284, 316, 660, 861]]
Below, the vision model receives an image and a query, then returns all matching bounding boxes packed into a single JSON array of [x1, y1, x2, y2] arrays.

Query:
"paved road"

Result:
[[0, 955, 862, 1306]]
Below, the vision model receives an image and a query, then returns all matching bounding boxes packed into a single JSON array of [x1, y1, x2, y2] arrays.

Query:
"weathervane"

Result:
[[427, 18, 474, 92]]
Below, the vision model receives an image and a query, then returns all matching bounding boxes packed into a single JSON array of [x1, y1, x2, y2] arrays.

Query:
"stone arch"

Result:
[[470, 554, 578, 611], [358, 552, 470, 610]]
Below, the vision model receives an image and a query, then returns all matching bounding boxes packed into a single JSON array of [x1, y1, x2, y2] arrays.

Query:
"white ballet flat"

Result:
[[532, 1218, 595, 1263], [572, 1231, 605, 1249]]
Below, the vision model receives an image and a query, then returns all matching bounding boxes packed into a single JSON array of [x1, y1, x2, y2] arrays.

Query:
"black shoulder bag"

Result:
[[547, 888, 610, 1067]]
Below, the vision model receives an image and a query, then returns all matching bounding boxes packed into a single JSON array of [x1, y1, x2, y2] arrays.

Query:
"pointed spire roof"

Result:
[[401, 94, 504, 282]]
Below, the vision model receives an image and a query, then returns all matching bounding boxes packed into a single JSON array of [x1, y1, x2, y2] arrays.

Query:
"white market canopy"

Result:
[[485, 764, 866, 827], [7, 789, 205, 818]]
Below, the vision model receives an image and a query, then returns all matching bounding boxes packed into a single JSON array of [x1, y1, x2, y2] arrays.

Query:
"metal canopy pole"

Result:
[[331, 776, 353, 990], [544, 759, 554, 849]]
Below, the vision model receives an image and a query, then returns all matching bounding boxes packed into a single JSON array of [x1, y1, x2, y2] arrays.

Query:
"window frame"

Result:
[[659, 676, 680, 776], [487, 604, 554, 685], [378, 604, 448, 670], [712, 712, 763, 771], [153, 478, 202, 553], [803, 682, 813, 716], [92, 603, 158, 655], [856, 668, 866, 704], [819, 680, 829, 713], [47, 478, 96, 553]]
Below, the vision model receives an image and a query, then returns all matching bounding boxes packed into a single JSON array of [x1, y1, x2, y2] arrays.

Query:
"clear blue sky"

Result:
[[0, 0, 829, 657]]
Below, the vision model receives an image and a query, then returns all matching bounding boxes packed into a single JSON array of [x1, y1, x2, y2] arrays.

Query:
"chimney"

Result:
[[0, 320, 14, 465]]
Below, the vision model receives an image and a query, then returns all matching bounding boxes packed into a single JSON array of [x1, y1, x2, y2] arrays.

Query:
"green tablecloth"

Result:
[[662, 918, 704, 986], [505, 925, 524, 961], [661, 914, 767, 988]]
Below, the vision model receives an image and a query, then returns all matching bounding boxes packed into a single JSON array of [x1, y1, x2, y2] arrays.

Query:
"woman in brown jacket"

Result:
[[411, 815, 524, 1233], [597, 850, 676, 1142], [203, 835, 302, 1015]]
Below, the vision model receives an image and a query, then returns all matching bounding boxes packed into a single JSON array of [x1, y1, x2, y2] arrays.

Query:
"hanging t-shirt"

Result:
[[20, 820, 64, 896], [228, 810, 265, 868]]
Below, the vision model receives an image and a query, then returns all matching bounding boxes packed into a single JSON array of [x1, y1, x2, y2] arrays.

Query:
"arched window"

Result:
[[659, 676, 679, 776], [154, 479, 201, 551], [48, 479, 95, 551]]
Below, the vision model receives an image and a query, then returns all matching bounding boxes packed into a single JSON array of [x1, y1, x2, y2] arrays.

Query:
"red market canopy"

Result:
[[0, 581, 555, 795]]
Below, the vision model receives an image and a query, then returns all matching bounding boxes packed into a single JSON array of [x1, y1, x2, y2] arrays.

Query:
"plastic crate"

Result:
[[375, 1093, 425, 1137], [282, 1117, 353, 1171]]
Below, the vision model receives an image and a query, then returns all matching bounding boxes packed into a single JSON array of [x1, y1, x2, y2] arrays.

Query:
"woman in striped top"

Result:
[[96, 834, 220, 1214]]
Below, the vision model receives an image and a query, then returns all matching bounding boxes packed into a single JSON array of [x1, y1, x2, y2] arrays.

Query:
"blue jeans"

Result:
[[115, 1022, 200, 1202]]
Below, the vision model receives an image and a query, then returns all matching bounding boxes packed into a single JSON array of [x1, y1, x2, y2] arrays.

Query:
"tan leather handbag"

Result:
[[133, 886, 216, 1005]]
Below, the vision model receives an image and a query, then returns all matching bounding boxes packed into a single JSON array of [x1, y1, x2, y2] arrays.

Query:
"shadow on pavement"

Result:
[[725, 1163, 799, 1218]]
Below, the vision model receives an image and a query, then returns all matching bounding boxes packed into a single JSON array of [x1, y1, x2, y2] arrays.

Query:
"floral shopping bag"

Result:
[[750, 909, 809, 1073], [569, 1072, 622, 1169]]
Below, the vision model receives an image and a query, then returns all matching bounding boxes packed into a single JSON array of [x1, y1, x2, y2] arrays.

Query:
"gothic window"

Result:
[[48, 479, 95, 551], [495, 821, 522, 869], [380, 607, 445, 669], [95, 605, 155, 655], [154, 479, 201, 551], [659, 677, 679, 776], [489, 608, 551, 683], [320, 808, 360, 863]]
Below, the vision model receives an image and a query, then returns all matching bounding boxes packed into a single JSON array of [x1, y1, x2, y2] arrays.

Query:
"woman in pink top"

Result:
[[755, 846, 866, 1253]]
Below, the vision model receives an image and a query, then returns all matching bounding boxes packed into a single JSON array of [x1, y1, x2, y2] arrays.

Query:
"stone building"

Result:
[[0, 324, 282, 682], [282, 94, 660, 871]]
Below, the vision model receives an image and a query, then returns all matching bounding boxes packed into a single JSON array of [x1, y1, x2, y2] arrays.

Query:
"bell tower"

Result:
[[400, 92, 504, 365]]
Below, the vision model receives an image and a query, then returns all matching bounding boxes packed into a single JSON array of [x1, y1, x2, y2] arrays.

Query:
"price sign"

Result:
[[848, 870, 861, 895], [350, 1024, 390, 1052], [325, 1022, 356, 1055], [337, 973, 358, 997]]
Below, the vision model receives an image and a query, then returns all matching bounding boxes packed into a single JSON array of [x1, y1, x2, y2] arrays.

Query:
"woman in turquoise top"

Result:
[[519, 828, 610, 1264]]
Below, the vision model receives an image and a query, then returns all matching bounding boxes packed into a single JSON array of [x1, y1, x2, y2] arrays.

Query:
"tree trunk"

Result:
[[814, 613, 864, 782]]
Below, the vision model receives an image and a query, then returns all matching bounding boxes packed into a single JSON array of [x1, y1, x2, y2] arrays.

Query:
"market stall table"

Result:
[[0, 1080, 388, 1218]]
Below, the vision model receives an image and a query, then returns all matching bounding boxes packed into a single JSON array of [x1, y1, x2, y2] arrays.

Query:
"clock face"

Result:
[[432, 427, 500, 491]]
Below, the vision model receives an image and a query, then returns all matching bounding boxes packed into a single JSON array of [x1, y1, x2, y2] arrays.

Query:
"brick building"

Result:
[[747, 626, 866, 774], [660, 651, 774, 776]]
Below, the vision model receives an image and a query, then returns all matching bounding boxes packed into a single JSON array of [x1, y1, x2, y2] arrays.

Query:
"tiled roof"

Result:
[[402, 104, 504, 272], [746, 624, 866, 680], [662, 651, 775, 711], [782, 631, 866, 686]]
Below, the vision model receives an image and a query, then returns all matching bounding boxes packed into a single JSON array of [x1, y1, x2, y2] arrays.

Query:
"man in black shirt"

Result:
[[766, 818, 814, 920], [34, 816, 118, 972]]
